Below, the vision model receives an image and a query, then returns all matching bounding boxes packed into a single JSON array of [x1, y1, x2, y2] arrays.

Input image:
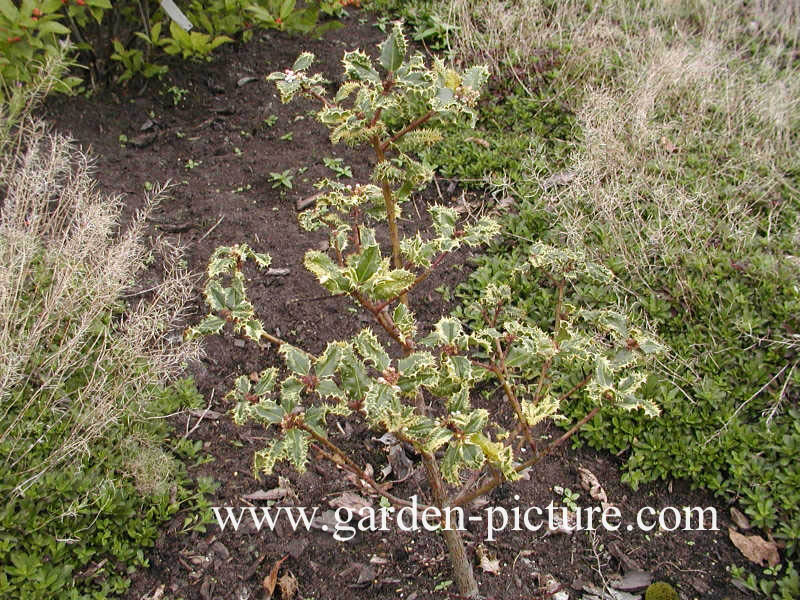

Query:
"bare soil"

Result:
[[43, 12, 753, 600]]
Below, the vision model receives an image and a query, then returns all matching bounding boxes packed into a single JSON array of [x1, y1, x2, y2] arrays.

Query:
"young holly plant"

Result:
[[188, 23, 662, 598]]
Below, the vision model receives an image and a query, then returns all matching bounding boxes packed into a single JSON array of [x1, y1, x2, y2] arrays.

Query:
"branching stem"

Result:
[[494, 338, 537, 455], [381, 109, 436, 152], [450, 378, 595, 508], [371, 137, 404, 304], [301, 424, 428, 510]]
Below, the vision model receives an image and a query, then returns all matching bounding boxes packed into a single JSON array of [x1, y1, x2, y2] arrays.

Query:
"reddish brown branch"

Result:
[[381, 109, 436, 151], [302, 424, 429, 510], [451, 395, 598, 508]]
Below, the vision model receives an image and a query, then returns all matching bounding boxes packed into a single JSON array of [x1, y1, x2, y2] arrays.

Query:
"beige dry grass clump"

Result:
[[1, 73, 200, 493], [448, 0, 798, 299]]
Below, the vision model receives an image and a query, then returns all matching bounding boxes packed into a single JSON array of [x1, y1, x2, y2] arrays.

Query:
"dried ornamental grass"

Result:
[[0, 125, 199, 493]]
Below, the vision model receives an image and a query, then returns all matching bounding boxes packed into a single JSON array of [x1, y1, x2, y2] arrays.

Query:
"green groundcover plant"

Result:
[[0, 0, 345, 96], [190, 23, 663, 596], [412, 0, 800, 593], [0, 56, 214, 598]]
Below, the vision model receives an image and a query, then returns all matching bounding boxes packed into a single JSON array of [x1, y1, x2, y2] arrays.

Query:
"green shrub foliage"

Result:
[[191, 24, 662, 595]]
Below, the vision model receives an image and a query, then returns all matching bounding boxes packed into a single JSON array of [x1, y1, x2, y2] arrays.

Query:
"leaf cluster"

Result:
[[267, 22, 488, 202], [0, 0, 347, 96], [194, 23, 662, 529]]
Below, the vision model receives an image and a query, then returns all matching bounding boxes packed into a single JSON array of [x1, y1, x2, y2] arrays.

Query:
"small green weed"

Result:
[[323, 156, 353, 178], [165, 85, 189, 106], [269, 169, 295, 189]]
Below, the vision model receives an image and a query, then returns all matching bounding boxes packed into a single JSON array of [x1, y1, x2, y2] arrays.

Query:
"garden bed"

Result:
[[42, 13, 753, 600]]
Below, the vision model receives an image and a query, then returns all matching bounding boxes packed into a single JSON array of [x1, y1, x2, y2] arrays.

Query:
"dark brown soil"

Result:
[[42, 12, 754, 600]]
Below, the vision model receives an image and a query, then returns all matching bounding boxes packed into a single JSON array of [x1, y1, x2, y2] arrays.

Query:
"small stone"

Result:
[[609, 571, 652, 592], [210, 541, 230, 560]]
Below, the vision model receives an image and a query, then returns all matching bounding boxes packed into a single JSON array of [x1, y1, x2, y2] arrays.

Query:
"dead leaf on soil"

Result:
[[541, 170, 577, 190], [495, 195, 515, 211], [296, 192, 324, 211], [729, 528, 780, 567], [348, 563, 376, 587], [730, 506, 751, 530], [278, 476, 300, 503], [545, 510, 577, 536], [578, 466, 613, 510], [373, 433, 398, 446], [263, 555, 288, 599], [286, 538, 308, 560], [476, 546, 501, 575], [129, 132, 157, 148], [514, 463, 531, 480], [387, 444, 414, 481], [329, 491, 372, 516], [344, 462, 377, 491], [199, 576, 214, 600], [582, 582, 641, 600], [689, 575, 710, 594], [310, 509, 339, 531], [470, 497, 491, 510], [539, 573, 569, 600], [189, 408, 222, 419], [608, 570, 652, 592], [141, 584, 165, 600], [608, 540, 642, 572], [242, 488, 291, 502], [278, 571, 299, 599]]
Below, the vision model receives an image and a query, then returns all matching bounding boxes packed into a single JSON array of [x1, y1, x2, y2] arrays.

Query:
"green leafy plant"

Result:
[[731, 563, 800, 600], [368, 0, 456, 51], [323, 155, 353, 178], [269, 168, 295, 189], [438, 1, 800, 578], [554, 485, 580, 512], [0, 87, 205, 598], [165, 84, 189, 106], [190, 24, 661, 597], [0, 0, 82, 99], [158, 20, 232, 60], [110, 37, 169, 83], [1, 0, 345, 96], [247, 0, 343, 36]]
